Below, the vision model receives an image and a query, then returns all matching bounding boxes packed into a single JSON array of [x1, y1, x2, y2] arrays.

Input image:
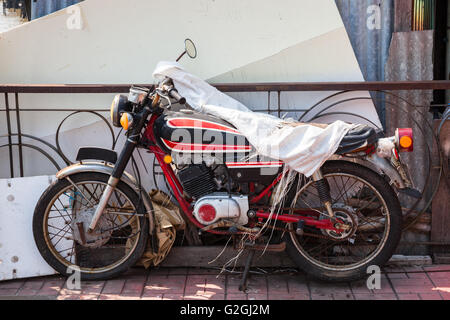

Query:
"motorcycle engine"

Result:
[[177, 164, 249, 226], [193, 193, 249, 226], [177, 164, 217, 200]]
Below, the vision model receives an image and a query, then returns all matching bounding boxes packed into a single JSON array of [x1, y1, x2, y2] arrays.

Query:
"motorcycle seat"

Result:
[[335, 125, 379, 155]]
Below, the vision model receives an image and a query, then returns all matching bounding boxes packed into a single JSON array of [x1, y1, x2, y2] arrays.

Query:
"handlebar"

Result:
[[168, 88, 186, 105]]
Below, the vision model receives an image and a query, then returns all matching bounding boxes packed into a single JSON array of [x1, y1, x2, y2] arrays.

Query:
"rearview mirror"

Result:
[[176, 38, 197, 62], [185, 39, 197, 59]]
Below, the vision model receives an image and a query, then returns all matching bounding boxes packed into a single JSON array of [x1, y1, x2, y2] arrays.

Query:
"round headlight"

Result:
[[110, 94, 131, 127]]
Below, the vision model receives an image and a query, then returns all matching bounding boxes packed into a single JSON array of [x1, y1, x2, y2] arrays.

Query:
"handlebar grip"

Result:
[[168, 89, 186, 105]]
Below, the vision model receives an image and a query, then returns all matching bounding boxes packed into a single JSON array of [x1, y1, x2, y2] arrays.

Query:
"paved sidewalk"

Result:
[[1, 265, 450, 300]]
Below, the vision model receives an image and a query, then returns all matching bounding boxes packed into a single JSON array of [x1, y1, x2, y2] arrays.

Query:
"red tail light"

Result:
[[395, 128, 413, 152]]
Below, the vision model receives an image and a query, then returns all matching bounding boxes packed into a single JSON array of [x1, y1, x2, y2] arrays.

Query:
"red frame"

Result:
[[143, 114, 341, 235]]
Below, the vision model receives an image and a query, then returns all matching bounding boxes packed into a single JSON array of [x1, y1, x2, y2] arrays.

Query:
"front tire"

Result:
[[33, 172, 149, 281], [284, 161, 402, 282]]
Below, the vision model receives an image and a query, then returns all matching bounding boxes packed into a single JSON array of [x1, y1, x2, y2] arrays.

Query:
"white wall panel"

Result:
[[0, 176, 59, 280]]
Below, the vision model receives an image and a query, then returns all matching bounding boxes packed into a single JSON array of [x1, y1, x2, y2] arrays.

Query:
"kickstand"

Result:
[[239, 249, 255, 292]]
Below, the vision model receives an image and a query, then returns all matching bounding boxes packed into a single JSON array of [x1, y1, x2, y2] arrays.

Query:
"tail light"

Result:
[[395, 128, 413, 152]]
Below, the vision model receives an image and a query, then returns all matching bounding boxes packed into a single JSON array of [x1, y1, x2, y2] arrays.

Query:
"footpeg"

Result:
[[296, 220, 305, 236]]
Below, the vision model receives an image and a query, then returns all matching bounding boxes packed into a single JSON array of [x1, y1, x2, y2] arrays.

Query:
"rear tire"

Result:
[[33, 172, 149, 281], [283, 161, 402, 282]]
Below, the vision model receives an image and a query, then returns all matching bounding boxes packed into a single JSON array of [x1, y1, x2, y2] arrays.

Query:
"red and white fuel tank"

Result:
[[154, 110, 283, 182]]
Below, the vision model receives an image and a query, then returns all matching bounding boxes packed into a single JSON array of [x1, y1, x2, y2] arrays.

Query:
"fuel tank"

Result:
[[154, 109, 283, 182]]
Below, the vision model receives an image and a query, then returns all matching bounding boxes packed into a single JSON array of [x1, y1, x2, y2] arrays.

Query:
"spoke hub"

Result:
[[71, 207, 113, 248], [322, 204, 358, 240]]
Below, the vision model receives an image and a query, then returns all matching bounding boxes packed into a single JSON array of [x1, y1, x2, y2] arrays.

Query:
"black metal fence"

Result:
[[1, 81, 449, 239]]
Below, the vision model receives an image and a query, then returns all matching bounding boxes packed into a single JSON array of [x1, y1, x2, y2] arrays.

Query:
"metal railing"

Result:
[[1, 80, 449, 172], [1, 81, 449, 239]]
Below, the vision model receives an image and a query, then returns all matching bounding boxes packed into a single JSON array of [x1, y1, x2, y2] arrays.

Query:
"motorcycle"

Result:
[[33, 39, 418, 288]]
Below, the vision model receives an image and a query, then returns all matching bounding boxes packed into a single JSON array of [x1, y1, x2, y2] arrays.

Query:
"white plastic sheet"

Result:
[[153, 61, 355, 177]]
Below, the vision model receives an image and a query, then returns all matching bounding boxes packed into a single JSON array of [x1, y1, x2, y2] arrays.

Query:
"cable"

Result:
[[113, 128, 123, 150]]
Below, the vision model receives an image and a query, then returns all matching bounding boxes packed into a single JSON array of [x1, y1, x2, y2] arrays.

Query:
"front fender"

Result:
[[56, 161, 155, 235]]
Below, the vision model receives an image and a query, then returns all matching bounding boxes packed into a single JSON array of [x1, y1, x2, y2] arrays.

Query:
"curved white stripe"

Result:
[[167, 117, 242, 135]]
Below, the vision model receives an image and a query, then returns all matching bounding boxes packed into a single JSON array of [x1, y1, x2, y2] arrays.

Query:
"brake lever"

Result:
[[155, 88, 172, 109], [164, 95, 172, 109]]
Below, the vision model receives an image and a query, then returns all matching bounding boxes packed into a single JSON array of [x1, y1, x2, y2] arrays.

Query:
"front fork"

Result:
[[87, 103, 155, 233], [87, 138, 137, 233]]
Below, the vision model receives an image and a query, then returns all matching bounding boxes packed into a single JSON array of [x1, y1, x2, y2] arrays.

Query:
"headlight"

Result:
[[110, 94, 131, 127]]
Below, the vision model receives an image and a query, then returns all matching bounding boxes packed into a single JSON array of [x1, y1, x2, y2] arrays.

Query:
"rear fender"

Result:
[[366, 136, 421, 199], [365, 154, 405, 189]]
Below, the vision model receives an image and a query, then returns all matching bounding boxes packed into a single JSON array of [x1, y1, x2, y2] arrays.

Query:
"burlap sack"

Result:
[[136, 190, 185, 268]]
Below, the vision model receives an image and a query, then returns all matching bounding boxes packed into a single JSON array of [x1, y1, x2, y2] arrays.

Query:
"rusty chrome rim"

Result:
[[288, 173, 390, 271], [42, 180, 141, 274]]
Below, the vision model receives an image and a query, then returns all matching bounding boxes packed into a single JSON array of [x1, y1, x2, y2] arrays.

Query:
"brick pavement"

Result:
[[1, 265, 450, 300]]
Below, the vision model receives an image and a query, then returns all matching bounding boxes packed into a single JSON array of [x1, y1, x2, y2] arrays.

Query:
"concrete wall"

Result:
[[0, 0, 381, 179], [1, 0, 344, 83]]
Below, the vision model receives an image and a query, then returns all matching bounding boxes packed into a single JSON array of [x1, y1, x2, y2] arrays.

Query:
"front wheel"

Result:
[[283, 161, 402, 282], [33, 172, 149, 281]]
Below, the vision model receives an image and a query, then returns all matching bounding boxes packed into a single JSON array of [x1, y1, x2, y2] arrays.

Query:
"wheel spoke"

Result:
[[289, 170, 390, 270], [42, 178, 143, 273], [52, 200, 72, 224]]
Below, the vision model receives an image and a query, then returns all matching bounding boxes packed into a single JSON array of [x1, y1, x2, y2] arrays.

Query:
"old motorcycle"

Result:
[[33, 39, 418, 288]]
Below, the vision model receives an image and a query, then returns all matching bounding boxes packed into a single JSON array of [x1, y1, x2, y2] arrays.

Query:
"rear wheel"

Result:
[[283, 161, 402, 282], [33, 172, 149, 281]]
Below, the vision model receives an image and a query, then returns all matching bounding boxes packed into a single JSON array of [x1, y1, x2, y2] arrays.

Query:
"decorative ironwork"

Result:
[[0, 81, 448, 235]]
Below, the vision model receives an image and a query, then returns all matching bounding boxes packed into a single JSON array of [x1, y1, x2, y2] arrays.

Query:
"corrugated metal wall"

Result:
[[336, 1, 437, 254], [335, 0, 394, 127], [335, 0, 394, 82], [385, 30, 435, 255], [31, 0, 81, 20]]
